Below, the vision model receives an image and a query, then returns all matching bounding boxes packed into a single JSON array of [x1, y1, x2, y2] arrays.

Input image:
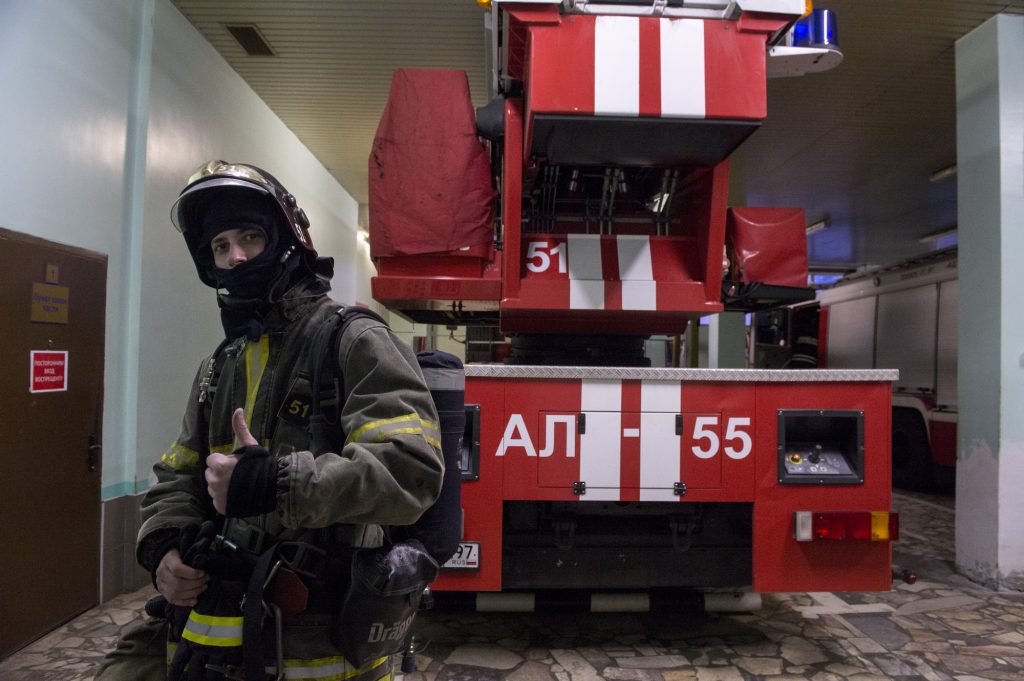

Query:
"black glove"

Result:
[[225, 445, 278, 518], [179, 521, 218, 570], [167, 521, 259, 680], [167, 578, 247, 681]]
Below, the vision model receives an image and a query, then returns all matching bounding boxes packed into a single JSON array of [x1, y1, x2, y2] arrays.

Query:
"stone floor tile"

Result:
[[779, 636, 830, 665], [824, 661, 869, 676], [808, 673, 844, 681], [617, 655, 690, 670], [935, 653, 996, 674], [735, 656, 783, 675], [848, 637, 889, 654], [893, 595, 983, 616], [692, 667, 743, 681], [446, 644, 524, 670], [549, 649, 603, 681], [507, 661, 557, 681], [729, 641, 778, 656], [981, 672, 1024, 681], [602, 668, 663, 680], [870, 654, 920, 676], [842, 613, 913, 649]]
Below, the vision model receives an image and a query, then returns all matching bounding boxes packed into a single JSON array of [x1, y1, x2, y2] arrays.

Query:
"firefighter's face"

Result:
[[210, 228, 267, 269]]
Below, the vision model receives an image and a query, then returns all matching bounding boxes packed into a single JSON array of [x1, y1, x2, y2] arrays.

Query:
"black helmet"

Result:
[[171, 160, 317, 288]]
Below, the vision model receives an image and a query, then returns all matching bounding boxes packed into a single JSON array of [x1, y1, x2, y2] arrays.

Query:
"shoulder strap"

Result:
[[197, 338, 233, 407], [307, 305, 388, 455]]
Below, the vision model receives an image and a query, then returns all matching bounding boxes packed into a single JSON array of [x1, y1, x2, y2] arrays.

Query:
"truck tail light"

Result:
[[793, 511, 899, 542]]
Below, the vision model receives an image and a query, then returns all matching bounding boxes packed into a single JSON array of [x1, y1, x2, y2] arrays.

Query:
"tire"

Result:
[[892, 407, 933, 490]]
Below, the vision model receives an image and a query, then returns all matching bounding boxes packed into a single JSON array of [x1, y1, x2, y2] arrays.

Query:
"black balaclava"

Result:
[[197, 192, 303, 339], [200, 196, 280, 297]]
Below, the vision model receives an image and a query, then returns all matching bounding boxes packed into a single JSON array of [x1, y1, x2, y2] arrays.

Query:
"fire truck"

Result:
[[815, 248, 958, 490], [368, 0, 899, 606]]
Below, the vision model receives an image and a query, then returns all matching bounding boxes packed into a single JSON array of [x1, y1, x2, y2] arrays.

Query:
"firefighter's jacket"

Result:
[[135, 279, 444, 673]]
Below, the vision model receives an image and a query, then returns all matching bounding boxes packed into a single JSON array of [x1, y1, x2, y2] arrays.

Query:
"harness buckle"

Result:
[[218, 518, 269, 555], [197, 358, 216, 405], [276, 541, 328, 579]]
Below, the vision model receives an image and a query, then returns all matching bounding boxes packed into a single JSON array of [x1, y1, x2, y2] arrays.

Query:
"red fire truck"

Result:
[[368, 0, 899, 605]]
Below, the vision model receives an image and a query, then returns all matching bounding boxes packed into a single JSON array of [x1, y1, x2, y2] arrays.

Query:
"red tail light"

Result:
[[794, 511, 899, 542]]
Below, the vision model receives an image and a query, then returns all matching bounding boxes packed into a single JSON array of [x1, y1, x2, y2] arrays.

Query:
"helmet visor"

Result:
[[170, 161, 278, 233]]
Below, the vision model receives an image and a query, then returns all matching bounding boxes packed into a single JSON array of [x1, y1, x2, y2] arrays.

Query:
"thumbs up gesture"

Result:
[[205, 408, 278, 518], [231, 407, 259, 448], [204, 408, 258, 515]]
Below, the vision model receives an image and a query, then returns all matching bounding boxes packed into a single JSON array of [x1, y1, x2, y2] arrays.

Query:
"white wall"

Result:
[[1, 0, 136, 497], [0, 0, 369, 499]]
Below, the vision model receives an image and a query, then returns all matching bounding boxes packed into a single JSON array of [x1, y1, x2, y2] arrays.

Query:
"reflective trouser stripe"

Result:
[[272, 655, 390, 681], [181, 611, 243, 647]]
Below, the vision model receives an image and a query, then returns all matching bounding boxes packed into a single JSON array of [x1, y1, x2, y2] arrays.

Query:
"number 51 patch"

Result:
[[278, 376, 315, 426]]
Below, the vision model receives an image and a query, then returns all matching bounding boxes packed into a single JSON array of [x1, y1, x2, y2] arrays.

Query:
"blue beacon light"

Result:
[[793, 8, 839, 49]]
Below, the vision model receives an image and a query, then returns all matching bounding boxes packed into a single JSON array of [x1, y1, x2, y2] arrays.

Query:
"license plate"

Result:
[[442, 542, 480, 570]]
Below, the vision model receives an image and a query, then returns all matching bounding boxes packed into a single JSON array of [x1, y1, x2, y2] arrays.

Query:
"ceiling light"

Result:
[[928, 164, 957, 183], [806, 218, 829, 235]]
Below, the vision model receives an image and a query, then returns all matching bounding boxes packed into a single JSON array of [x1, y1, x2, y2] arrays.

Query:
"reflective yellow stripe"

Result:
[[181, 611, 243, 647], [347, 413, 441, 449], [162, 442, 199, 471], [163, 441, 236, 470], [243, 335, 270, 434], [273, 655, 389, 681]]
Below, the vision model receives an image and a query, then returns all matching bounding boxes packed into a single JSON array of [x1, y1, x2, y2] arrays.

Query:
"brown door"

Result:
[[0, 227, 106, 659]]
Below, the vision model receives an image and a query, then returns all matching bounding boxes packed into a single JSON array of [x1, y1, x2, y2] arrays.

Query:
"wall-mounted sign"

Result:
[[30, 350, 68, 393], [30, 282, 69, 324]]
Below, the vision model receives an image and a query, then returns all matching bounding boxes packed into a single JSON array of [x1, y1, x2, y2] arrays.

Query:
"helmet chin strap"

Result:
[[265, 246, 300, 302]]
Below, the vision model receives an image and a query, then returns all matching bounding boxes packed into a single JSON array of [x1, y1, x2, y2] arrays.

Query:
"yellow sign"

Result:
[[30, 282, 70, 324]]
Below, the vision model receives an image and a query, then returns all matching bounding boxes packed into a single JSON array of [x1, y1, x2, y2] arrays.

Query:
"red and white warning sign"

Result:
[[30, 350, 68, 393]]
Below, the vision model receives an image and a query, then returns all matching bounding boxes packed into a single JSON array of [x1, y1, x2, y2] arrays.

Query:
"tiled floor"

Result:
[[4, 490, 1024, 680]]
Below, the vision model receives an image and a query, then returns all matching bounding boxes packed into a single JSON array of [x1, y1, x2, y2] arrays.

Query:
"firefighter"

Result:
[[94, 160, 444, 681]]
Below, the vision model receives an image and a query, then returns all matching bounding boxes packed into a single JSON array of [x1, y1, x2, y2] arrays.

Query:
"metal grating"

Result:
[[225, 24, 276, 56]]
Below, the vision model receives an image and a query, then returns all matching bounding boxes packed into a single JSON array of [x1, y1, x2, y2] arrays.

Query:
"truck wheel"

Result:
[[892, 407, 932, 490]]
